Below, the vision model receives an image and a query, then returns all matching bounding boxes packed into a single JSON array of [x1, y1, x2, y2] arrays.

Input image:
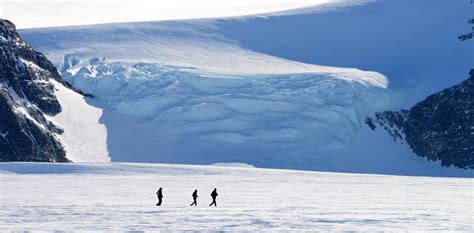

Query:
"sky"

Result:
[[0, 0, 333, 29]]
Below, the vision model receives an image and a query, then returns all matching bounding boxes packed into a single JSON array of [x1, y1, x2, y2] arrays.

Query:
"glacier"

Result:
[[57, 56, 390, 169], [20, 19, 393, 170], [17, 0, 474, 175]]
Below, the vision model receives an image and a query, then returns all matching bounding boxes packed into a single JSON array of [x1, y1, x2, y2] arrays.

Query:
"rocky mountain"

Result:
[[0, 19, 86, 162], [366, 70, 474, 169]]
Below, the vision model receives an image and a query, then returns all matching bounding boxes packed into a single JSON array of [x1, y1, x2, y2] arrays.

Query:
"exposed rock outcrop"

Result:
[[367, 70, 474, 169]]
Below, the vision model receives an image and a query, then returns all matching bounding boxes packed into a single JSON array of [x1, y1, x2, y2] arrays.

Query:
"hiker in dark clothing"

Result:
[[209, 188, 218, 207], [156, 187, 163, 206], [190, 189, 198, 206]]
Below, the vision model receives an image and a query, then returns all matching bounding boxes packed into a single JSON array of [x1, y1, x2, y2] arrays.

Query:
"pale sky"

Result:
[[0, 0, 333, 29]]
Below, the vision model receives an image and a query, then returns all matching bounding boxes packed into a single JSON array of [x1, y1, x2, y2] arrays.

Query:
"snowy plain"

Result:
[[0, 162, 472, 231], [2, 1, 473, 231]]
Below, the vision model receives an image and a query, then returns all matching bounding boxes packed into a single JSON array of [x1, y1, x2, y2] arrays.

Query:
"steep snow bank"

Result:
[[47, 80, 109, 162]]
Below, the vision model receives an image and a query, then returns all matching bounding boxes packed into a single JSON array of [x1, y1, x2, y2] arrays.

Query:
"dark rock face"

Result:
[[0, 19, 68, 162], [367, 70, 474, 169]]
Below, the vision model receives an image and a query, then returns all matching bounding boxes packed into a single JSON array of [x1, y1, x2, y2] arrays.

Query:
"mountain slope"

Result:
[[0, 19, 67, 161], [366, 70, 474, 169], [0, 19, 109, 162]]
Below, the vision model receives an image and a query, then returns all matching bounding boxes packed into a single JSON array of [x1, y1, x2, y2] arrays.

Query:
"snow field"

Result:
[[0, 162, 472, 231]]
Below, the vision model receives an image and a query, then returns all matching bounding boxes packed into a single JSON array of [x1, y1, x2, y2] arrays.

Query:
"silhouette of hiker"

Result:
[[209, 188, 218, 207], [190, 189, 198, 206], [156, 187, 163, 206]]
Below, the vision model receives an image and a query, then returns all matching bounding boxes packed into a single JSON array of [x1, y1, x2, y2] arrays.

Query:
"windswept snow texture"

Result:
[[0, 163, 472, 231], [18, 0, 473, 173]]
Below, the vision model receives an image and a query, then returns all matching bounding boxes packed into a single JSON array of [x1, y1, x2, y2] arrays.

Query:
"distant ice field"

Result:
[[0, 162, 472, 231]]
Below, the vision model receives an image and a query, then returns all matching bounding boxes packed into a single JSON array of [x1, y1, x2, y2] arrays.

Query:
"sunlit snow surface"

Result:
[[0, 163, 472, 231], [46, 80, 110, 162]]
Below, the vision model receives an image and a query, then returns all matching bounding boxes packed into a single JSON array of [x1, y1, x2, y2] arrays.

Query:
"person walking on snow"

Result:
[[209, 188, 218, 207], [156, 187, 163, 206], [190, 189, 198, 206]]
